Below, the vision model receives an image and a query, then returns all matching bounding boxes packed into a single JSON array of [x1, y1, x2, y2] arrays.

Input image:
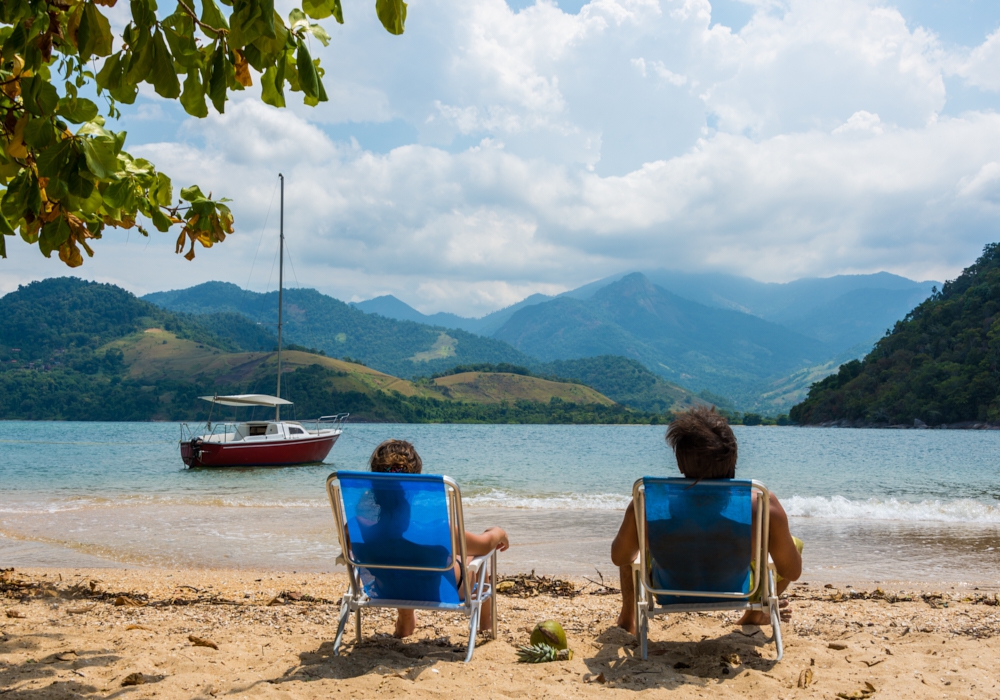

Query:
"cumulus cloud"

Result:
[[4, 0, 1000, 316]]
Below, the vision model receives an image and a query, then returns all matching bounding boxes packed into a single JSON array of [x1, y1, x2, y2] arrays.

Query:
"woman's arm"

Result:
[[465, 526, 509, 556]]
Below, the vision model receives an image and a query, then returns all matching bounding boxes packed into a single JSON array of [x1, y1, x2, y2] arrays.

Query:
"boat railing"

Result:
[[180, 421, 236, 443], [312, 413, 350, 433]]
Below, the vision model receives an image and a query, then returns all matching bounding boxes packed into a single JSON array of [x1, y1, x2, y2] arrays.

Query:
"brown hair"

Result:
[[369, 439, 423, 474], [666, 406, 737, 479]]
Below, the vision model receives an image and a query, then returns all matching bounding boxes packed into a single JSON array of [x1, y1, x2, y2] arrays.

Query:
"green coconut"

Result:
[[529, 620, 568, 650]]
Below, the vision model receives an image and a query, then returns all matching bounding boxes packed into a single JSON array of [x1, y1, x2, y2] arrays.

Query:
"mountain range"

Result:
[[144, 269, 937, 412], [352, 269, 936, 356]]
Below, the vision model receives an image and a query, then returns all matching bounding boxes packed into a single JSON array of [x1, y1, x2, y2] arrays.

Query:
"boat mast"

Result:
[[275, 173, 284, 421]]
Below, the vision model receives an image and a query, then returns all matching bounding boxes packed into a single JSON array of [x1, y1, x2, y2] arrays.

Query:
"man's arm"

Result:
[[611, 500, 639, 566], [767, 494, 802, 582]]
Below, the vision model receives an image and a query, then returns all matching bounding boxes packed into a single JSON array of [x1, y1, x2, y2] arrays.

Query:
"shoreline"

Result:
[[2, 567, 999, 699], [4, 505, 1000, 586]]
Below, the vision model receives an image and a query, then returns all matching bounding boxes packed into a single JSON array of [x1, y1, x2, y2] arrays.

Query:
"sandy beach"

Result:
[[2, 567, 998, 699]]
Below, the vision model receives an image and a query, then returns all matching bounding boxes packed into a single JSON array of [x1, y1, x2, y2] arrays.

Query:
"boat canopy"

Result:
[[199, 394, 293, 407]]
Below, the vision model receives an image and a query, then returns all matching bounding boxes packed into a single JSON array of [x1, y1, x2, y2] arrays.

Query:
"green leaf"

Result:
[[21, 76, 59, 117], [302, 0, 343, 23], [39, 216, 71, 258], [96, 52, 124, 89], [80, 138, 118, 180], [23, 118, 56, 149], [148, 204, 172, 232], [229, 0, 266, 47], [125, 38, 156, 84], [260, 64, 285, 108], [151, 172, 173, 207], [201, 0, 230, 30], [149, 29, 181, 99], [109, 81, 139, 104], [0, 210, 15, 237], [295, 40, 320, 100], [103, 178, 135, 210], [207, 43, 228, 113], [2, 173, 28, 222], [35, 139, 73, 179], [78, 2, 114, 62], [180, 68, 209, 117], [180, 185, 206, 202], [162, 12, 203, 70], [58, 96, 99, 124], [129, 0, 159, 31], [375, 0, 407, 35]]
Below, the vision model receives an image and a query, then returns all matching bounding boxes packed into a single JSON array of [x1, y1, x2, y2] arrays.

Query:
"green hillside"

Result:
[[0, 279, 660, 424], [790, 243, 1000, 426], [494, 273, 832, 409], [534, 356, 704, 413], [143, 282, 535, 378]]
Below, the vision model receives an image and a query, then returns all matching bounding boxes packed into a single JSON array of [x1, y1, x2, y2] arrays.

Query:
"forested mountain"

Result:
[[534, 356, 707, 414], [791, 243, 1000, 426], [144, 282, 535, 378], [493, 273, 830, 405], [0, 278, 266, 365], [0, 278, 658, 423]]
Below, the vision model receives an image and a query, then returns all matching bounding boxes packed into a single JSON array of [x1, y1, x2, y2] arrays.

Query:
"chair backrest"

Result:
[[636, 477, 765, 605], [329, 471, 463, 605]]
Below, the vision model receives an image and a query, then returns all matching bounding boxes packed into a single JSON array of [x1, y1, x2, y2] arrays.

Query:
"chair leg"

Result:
[[491, 550, 498, 640], [464, 605, 481, 663], [355, 609, 362, 644], [332, 596, 352, 656], [634, 567, 649, 660], [639, 607, 649, 660], [632, 567, 642, 639], [767, 568, 784, 661]]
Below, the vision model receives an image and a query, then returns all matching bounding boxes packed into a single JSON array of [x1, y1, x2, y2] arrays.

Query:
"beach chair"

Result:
[[326, 471, 498, 663], [630, 477, 783, 661]]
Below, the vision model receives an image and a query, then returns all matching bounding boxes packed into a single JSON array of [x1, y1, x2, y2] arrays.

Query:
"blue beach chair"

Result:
[[326, 471, 498, 663], [630, 477, 783, 661]]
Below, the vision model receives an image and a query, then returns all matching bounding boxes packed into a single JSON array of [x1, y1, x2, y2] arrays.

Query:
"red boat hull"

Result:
[[181, 434, 339, 468]]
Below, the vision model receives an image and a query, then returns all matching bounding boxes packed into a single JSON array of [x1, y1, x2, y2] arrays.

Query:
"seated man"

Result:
[[611, 406, 802, 632]]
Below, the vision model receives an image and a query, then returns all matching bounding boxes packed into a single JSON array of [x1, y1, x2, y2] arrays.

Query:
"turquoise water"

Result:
[[1, 422, 999, 583]]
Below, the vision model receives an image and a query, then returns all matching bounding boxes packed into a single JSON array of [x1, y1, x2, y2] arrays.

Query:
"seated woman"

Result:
[[367, 439, 510, 638]]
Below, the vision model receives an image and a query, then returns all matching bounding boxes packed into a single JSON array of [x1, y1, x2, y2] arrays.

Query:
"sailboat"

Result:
[[179, 174, 347, 468]]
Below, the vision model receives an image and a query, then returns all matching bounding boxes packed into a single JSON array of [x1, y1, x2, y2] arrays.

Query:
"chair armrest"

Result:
[[467, 550, 496, 575], [631, 555, 640, 571]]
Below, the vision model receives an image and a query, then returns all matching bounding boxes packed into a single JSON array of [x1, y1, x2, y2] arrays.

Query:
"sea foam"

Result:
[[783, 495, 1000, 523]]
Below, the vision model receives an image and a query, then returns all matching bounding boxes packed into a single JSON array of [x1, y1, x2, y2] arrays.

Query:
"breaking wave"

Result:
[[784, 495, 1000, 523]]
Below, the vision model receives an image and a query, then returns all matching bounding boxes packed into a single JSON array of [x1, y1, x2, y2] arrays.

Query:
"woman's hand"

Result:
[[486, 526, 510, 552]]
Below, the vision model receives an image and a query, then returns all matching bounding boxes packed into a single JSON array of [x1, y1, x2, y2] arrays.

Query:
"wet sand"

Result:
[[4, 506, 1000, 586], [2, 567, 999, 699]]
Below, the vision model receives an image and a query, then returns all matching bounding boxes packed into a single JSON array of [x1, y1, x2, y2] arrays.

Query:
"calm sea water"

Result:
[[1, 422, 998, 585]]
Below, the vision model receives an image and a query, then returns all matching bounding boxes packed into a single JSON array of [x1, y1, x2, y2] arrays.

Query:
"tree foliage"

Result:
[[790, 243, 1000, 426], [0, 0, 405, 264]]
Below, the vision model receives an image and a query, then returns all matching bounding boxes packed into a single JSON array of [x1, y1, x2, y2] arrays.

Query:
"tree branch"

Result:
[[174, 0, 226, 38]]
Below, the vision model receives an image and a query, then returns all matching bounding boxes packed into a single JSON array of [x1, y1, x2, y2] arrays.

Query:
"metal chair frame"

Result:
[[326, 472, 498, 663], [630, 477, 783, 661]]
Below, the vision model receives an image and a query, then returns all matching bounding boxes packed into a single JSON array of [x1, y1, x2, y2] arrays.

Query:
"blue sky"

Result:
[[6, 0, 1000, 316]]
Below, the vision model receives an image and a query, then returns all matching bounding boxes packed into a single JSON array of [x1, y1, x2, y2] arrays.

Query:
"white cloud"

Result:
[[5, 0, 1000, 316]]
